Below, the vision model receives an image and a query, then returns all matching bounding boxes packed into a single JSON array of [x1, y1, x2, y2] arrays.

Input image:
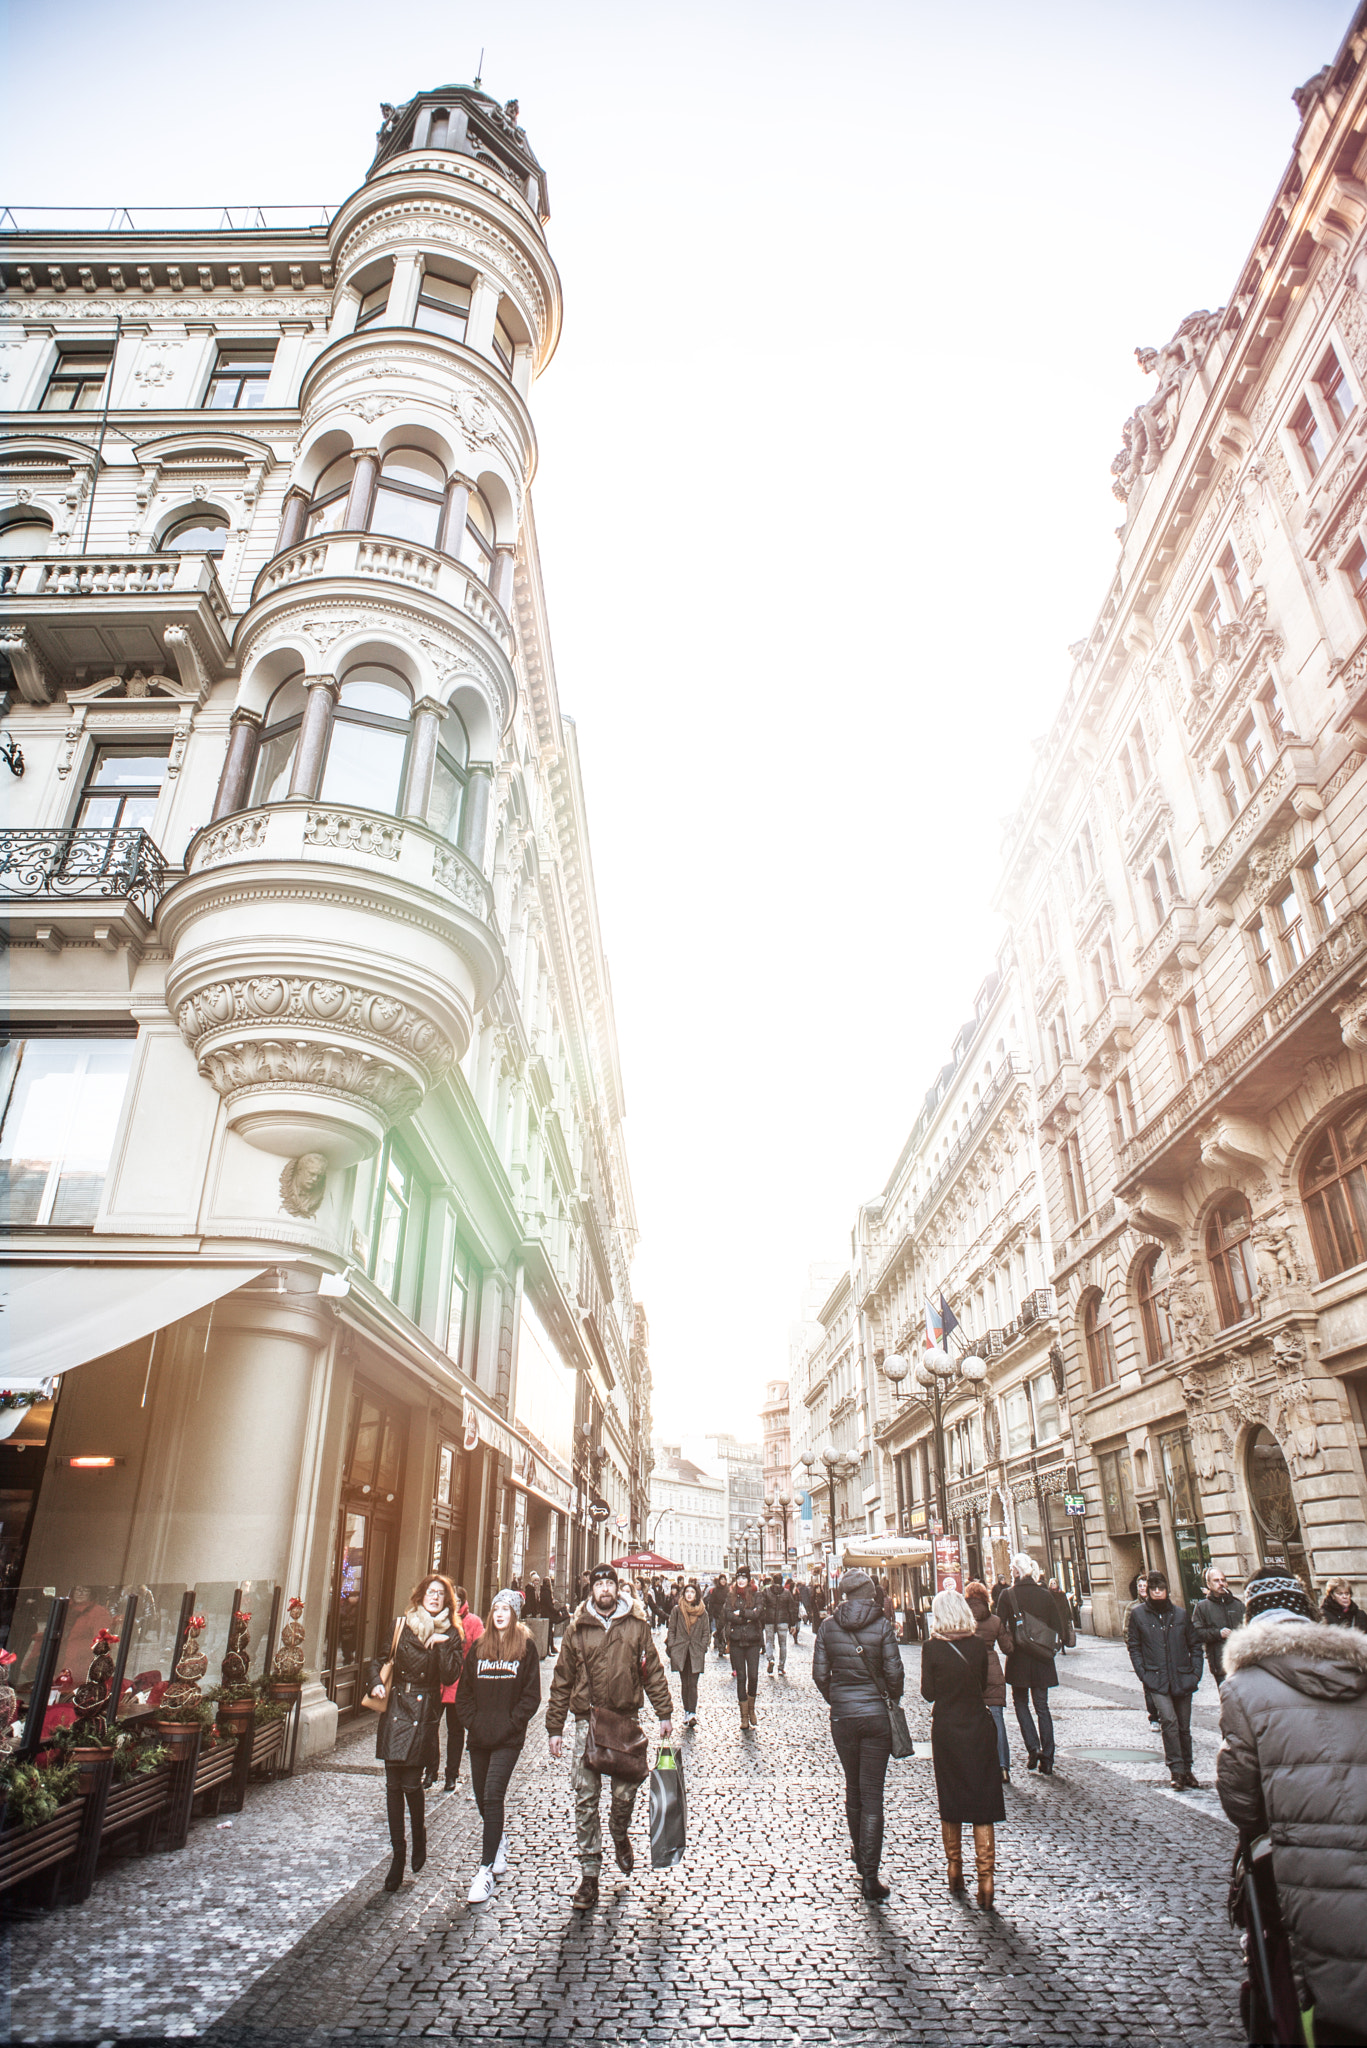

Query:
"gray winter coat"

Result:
[[1217, 1615, 1367, 2037]]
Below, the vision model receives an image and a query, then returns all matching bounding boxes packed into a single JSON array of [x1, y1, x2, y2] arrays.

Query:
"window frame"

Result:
[[1301, 1100, 1367, 1281], [413, 271, 472, 343], [1083, 1291, 1117, 1391], [39, 350, 113, 412], [1206, 1197, 1258, 1329], [367, 446, 448, 551], [0, 1032, 138, 1228], [203, 343, 277, 411], [72, 742, 172, 836], [317, 664, 415, 814], [1136, 1245, 1174, 1366]]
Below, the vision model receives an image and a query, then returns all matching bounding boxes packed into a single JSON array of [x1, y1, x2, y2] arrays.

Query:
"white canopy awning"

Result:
[[839, 1532, 934, 1568], [0, 1262, 266, 1384]]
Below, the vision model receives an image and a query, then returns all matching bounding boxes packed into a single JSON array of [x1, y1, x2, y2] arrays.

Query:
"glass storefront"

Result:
[[1245, 1425, 1310, 1589], [324, 1383, 407, 1717]]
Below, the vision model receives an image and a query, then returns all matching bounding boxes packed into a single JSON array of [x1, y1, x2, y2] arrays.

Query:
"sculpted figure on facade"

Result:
[[280, 1152, 329, 1218], [1111, 309, 1224, 502], [1163, 1269, 1211, 1359]]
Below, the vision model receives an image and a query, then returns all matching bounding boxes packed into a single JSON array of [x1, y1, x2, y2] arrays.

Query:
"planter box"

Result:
[[101, 1764, 172, 1855], [193, 1740, 239, 1818], [0, 1796, 85, 1901]]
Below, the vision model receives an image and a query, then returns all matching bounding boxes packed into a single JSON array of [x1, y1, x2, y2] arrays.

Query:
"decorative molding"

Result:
[[303, 809, 403, 860]]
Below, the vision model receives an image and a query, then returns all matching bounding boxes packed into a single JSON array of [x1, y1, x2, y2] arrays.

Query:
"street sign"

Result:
[[786, 1546, 797, 1559], [1063, 1492, 1086, 1517], [588, 1500, 610, 1523]]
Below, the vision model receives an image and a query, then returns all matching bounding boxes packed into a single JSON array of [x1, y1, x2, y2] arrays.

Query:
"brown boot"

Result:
[[748, 1695, 759, 1726], [941, 1821, 964, 1893], [973, 1823, 996, 1910]]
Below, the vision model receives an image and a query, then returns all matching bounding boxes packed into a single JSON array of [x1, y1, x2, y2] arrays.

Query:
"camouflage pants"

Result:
[[570, 1715, 639, 1874]]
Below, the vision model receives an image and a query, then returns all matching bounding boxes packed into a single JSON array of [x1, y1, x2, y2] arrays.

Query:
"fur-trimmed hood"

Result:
[[1222, 1614, 1367, 1699]]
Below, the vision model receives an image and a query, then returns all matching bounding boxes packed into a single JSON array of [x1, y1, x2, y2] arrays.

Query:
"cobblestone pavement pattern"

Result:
[[3, 1633, 1244, 2047]]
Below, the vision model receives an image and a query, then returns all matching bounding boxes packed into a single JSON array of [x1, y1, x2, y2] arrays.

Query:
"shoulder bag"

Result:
[[360, 1618, 403, 1714], [578, 1623, 650, 1782], [846, 1624, 913, 1759], [1008, 1593, 1058, 1661]]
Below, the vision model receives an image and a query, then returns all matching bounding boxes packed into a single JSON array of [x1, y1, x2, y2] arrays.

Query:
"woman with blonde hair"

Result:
[[455, 1587, 541, 1903], [920, 1587, 1005, 1909], [368, 1572, 463, 1893]]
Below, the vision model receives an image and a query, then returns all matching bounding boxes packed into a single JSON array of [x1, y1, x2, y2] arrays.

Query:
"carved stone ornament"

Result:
[[1303, 1053, 1342, 1100], [1163, 1274, 1211, 1360], [1269, 1374, 1321, 1475], [1112, 309, 1224, 502], [1189, 1411, 1225, 1483], [279, 1151, 329, 1218], [1226, 1353, 1265, 1427], [1246, 831, 1293, 901], [1253, 1220, 1304, 1298], [1339, 989, 1367, 1050]]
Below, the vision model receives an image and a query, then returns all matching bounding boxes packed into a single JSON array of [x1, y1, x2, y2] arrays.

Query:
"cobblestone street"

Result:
[[3, 1632, 1245, 2047]]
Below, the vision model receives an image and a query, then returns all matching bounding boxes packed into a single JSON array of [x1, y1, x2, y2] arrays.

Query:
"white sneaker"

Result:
[[467, 1864, 495, 1904], [492, 1835, 508, 1877]]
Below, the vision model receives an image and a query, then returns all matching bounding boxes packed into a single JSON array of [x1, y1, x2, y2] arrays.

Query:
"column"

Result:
[[492, 544, 516, 615], [328, 285, 361, 342], [466, 272, 500, 357], [288, 675, 339, 799], [438, 473, 472, 558], [402, 696, 444, 818], [388, 250, 425, 330], [273, 487, 309, 558], [458, 763, 492, 865], [342, 449, 379, 532], [211, 708, 262, 820]]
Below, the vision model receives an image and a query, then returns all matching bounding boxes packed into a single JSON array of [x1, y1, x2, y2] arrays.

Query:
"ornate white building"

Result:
[[996, 27, 1367, 1631], [0, 86, 649, 1740], [648, 1447, 725, 1576]]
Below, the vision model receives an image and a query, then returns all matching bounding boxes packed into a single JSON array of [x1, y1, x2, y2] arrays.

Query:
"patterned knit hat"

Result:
[[492, 1586, 523, 1616], [1244, 1564, 1316, 1623]]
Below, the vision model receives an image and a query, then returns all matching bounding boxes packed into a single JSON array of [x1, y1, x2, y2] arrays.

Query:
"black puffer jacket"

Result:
[[763, 1584, 799, 1627], [369, 1620, 463, 1766], [1218, 1616, 1367, 2037], [812, 1594, 904, 1719], [726, 1582, 766, 1647], [1127, 1596, 1203, 1695], [1192, 1589, 1245, 1679], [1320, 1596, 1367, 1633]]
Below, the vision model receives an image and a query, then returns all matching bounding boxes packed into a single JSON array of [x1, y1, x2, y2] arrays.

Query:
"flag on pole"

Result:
[[940, 1294, 960, 1345], [924, 1296, 943, 1350]]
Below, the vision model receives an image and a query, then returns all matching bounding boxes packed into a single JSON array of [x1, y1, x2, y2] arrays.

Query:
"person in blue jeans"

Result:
[[997, 1554, 1059, 1774]]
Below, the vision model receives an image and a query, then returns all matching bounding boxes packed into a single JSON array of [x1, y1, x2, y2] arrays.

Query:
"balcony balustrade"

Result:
[[0, 825, 169, 949], [1204, 744, 1324, 902], [252, 533, 515, 661], [0, 551, 231, 704]]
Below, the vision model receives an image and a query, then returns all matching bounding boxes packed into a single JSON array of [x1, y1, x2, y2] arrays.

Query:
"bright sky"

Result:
[[1, 0, 1349, 1441]]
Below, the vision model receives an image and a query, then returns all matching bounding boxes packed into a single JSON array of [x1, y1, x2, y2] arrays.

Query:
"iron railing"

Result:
[[0, 827, 170, 918]]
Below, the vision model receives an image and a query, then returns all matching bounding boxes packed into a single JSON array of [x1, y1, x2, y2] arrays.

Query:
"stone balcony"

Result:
[[159, 801, 502, 1168], [0, 551, 232, 704], [1081, 991, 1137, 1083], [1115, 906, 1367, 1187], [251, 534, 515, 662], [1203, 744, 1324, 904], [1133, 904, 1201, 1010]]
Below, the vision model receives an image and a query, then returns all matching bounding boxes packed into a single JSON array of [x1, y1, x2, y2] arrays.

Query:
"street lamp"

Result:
[[799, 1447, 859, 1577], [764, 1490, 793, 1569], [883, 1343, 987, 1548]]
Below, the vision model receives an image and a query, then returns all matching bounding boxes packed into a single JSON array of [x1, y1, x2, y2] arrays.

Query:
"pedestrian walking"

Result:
[[368, 1574, 464, 1893], [545, 1562, 673, 1911], [1191, 1566, 1245, 1685], [764, 1573, 796, 1675], [1320, 1576, 1367, 1632], [812, 1567, 903, 1900], [537, 1574, 560, 1654], [998, 1554, 1061, 1775], [921, 1588, 1005, 1909], [425, 1584, 482, 1792], [1122, 1573, 1162, 1728], [726, 1564, 766, 1730], [706, 1571, 730, 1657], [964, 1579, 1011, 1782], [666, 1578, 709, 1726], [1126, 1568, 1203, 1788], [1046, 1578, 1074, 1654], [457, 1588, 541, 1903], [1217, 1563, 1367, 2047]]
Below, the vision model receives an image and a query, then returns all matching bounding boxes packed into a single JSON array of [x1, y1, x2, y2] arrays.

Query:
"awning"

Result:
[[839, 1532, 934, 1569], [0, 1262, 266, 1383]]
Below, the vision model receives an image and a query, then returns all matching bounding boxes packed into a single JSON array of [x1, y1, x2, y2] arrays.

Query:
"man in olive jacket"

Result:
[[546, 1563, 672, 1911], [1218, 1566, 1367, 2046]]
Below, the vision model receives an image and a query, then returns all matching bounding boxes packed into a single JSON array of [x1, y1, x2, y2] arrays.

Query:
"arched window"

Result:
[[1136, 1246, 1174, 1366], [0, 514, 53, 557], [1083, 1292, 1117, 1391], [249, 675, 308, 805], [428, 707, 469, 844], [306, 455, 354, 536], [414, 272, 470, 342], [162, 512, 228, 557], [369, 448, 446, 549], [1301, 1099, 1367, 1279], [1207, 1197, 1258, 1327], [460, 488, 495, 584], [319, 667, 412, 813]]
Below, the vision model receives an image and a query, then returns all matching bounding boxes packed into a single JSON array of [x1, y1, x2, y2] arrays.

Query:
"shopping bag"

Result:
[[648, 1743, 687, 1868]]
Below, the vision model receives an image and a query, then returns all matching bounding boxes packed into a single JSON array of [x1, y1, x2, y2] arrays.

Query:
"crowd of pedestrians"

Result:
[[360, 1549, 1367, 2043]]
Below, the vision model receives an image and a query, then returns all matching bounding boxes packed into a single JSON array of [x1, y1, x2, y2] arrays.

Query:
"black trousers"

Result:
[[832, 1714, 892, 1877], [679, 1665, 699, 1714], [383, 1760, 423, 1857], [730, 1641, 761, 1696], [469, 1741, 521, 1866], [441, 1700, 464, 1782]]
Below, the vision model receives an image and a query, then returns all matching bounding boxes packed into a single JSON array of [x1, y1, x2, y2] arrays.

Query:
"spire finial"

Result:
[[474, 46, 484, 88]]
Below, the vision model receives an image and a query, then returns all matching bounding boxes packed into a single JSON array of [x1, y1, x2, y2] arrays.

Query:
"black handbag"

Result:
[[1009, 1595, 1058, 1660], [847, 1626, 913, 1760]]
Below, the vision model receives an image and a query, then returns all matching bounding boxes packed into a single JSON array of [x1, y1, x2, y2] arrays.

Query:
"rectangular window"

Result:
[[1317, 346, 1353, 434], [414, 273, 471, 341], [1030, 1372, 1060, 1444], [1262, 684, 1290, 750], [1108, 1071, 1136, 1146], [1169, 996, 1207, 1081], [1129, 719, 1151, 788], [1292, 394, 1328, 474], [1304, 849, 1336, 930], [492, 313, 515, 373], [1003, 1385, 1033, 1456], [1099, 1446, 1139, 1536], [1249, 907, 1276, 993], [1216, 750, 1240, 822], [204, 345, 276, 409], [1217, 542, 1245, 616], [1344, 536, 1367, 615], [371, 1142, 412, 1300], [1196, 577, 1223, 647], [354, 282, 391, 329], [1235, 713, 1265, 791], [75, 745, 170, 833], [1179, 621, 1201, 679], [1144, 841, 1178, 927], [1059, 1132, 1087, 1226], [40, 351, 112, 412], [0, 1037, 135, 1227], [1269, 879, 1308, 970]]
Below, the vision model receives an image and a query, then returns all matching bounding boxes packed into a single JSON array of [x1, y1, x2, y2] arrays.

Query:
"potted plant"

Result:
[[69, 1629, 119, 1789], [153, 1613, 211, 1756], [0, 1649, 19, 1757], [209, 1609, 257, 1736], [267, 1596, 306, 1700]]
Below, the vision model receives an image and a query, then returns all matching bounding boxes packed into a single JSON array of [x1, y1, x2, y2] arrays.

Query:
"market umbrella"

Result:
[[610, 1550, 685, 1573]]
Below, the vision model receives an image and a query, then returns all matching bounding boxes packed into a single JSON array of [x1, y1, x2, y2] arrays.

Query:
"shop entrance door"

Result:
[[325, 1384, 406, 1717]]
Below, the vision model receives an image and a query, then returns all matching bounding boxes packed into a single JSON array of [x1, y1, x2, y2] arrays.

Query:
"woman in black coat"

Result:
[[368, 1573, 464, 1893], [455, 1588, 541, 1904], [997, 1556, 1060, 1773], [726, 1565, 767, 1732], [812, 1568, 904, 1901], [921, 1588, 1005, 1908]]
